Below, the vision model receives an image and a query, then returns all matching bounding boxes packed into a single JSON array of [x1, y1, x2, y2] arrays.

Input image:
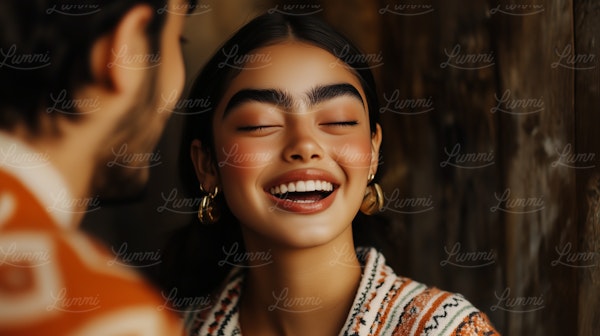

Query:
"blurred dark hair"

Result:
[[0, 0, 197, 133], [161, 12, 384, 299]]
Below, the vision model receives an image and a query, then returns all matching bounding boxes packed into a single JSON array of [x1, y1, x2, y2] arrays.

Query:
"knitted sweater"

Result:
[[185, 247, 498, 335]]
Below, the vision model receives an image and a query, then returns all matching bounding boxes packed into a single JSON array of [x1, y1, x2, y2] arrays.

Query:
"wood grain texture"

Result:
[[487, 1, 577, 334], [574, 0, 600, 334]]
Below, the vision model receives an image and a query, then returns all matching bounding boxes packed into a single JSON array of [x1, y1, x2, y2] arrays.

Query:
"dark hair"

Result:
[[0, 0, 197, 133], [161, 12, 383, 299]]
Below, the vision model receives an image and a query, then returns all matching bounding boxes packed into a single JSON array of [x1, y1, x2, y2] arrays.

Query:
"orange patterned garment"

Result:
[[0, 138, 183, 335]]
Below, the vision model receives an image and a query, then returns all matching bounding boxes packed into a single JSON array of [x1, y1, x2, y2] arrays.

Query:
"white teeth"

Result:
[[269, 180, 333, 195], [296, 181, 306, 192]]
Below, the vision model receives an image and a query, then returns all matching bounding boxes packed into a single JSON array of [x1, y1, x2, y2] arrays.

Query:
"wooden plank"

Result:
[[492, 0, 578, 334], [374, 0, 444, 279], [573, 0, 600, 334], [432, 0, 504, 328], [377, 0, 505, 329]]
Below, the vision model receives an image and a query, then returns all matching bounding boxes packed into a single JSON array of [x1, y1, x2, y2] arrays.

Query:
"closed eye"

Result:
[[237, 125, 279, 132], [321, 121, 359, 127]]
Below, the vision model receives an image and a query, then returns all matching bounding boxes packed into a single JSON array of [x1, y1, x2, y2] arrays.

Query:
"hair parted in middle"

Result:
[[179, 12, 381, 199], [165, 12, 385, 299]]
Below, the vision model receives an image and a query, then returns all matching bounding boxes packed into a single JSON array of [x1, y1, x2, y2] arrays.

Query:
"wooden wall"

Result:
[[82, 0, 600, 334], [315, 1, 600, 334]]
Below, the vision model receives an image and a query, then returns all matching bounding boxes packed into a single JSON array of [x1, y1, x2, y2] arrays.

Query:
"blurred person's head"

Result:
[[0, 0, 197, 200]]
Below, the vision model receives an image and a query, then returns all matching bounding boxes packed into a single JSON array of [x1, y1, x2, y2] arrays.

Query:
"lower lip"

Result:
[[266, 189, 337, 214]]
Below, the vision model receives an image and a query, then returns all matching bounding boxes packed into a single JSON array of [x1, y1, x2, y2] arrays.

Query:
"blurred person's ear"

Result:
[[88, 5, 154, 99]]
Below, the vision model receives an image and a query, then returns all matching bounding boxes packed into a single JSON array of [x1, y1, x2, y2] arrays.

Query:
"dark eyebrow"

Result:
[[223, 89, 293, 119], [307, 83, 364, 107], [222, 83, 364, 119]]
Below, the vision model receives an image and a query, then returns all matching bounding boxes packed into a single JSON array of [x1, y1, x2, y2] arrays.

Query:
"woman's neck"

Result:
[[239, 231, 362, 336]]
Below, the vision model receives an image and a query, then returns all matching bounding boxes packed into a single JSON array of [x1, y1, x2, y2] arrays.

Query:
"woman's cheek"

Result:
[[329, 136, 373, 170], [216, 138, 276, 172]]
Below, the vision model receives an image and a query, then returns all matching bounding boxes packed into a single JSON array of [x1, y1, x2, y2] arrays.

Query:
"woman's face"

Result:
[[198, 41, 381, 249]]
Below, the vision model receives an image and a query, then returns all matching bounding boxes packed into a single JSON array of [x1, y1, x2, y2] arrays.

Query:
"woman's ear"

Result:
[[191, 139, 219, 189], [370, 123, 383, 176]]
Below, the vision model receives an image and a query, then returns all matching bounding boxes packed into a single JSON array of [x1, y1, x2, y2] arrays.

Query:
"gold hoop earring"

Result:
[[198, 185, 220, 225], [360, 174, 383, 215]]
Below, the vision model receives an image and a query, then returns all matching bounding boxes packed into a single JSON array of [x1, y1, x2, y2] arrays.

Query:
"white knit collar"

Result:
[[188, 247, 384, 336]]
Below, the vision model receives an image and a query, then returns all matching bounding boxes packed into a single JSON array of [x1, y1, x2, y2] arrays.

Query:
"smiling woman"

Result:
[[165, 12, 498, 336]]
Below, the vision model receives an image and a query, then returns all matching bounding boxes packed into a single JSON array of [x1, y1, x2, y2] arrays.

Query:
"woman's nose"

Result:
[[281, 124, 324, 163]]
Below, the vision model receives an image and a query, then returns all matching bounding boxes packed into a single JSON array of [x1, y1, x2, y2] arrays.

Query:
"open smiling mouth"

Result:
[[268, 180, 335, 203]]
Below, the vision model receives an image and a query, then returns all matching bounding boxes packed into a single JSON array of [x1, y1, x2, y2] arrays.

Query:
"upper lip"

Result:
[[265, 169, 340, 194]]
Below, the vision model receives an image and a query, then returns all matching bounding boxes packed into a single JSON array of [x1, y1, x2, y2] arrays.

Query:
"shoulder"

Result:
[[389, 279, 498, 335], [348, 248, 499, 335]]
